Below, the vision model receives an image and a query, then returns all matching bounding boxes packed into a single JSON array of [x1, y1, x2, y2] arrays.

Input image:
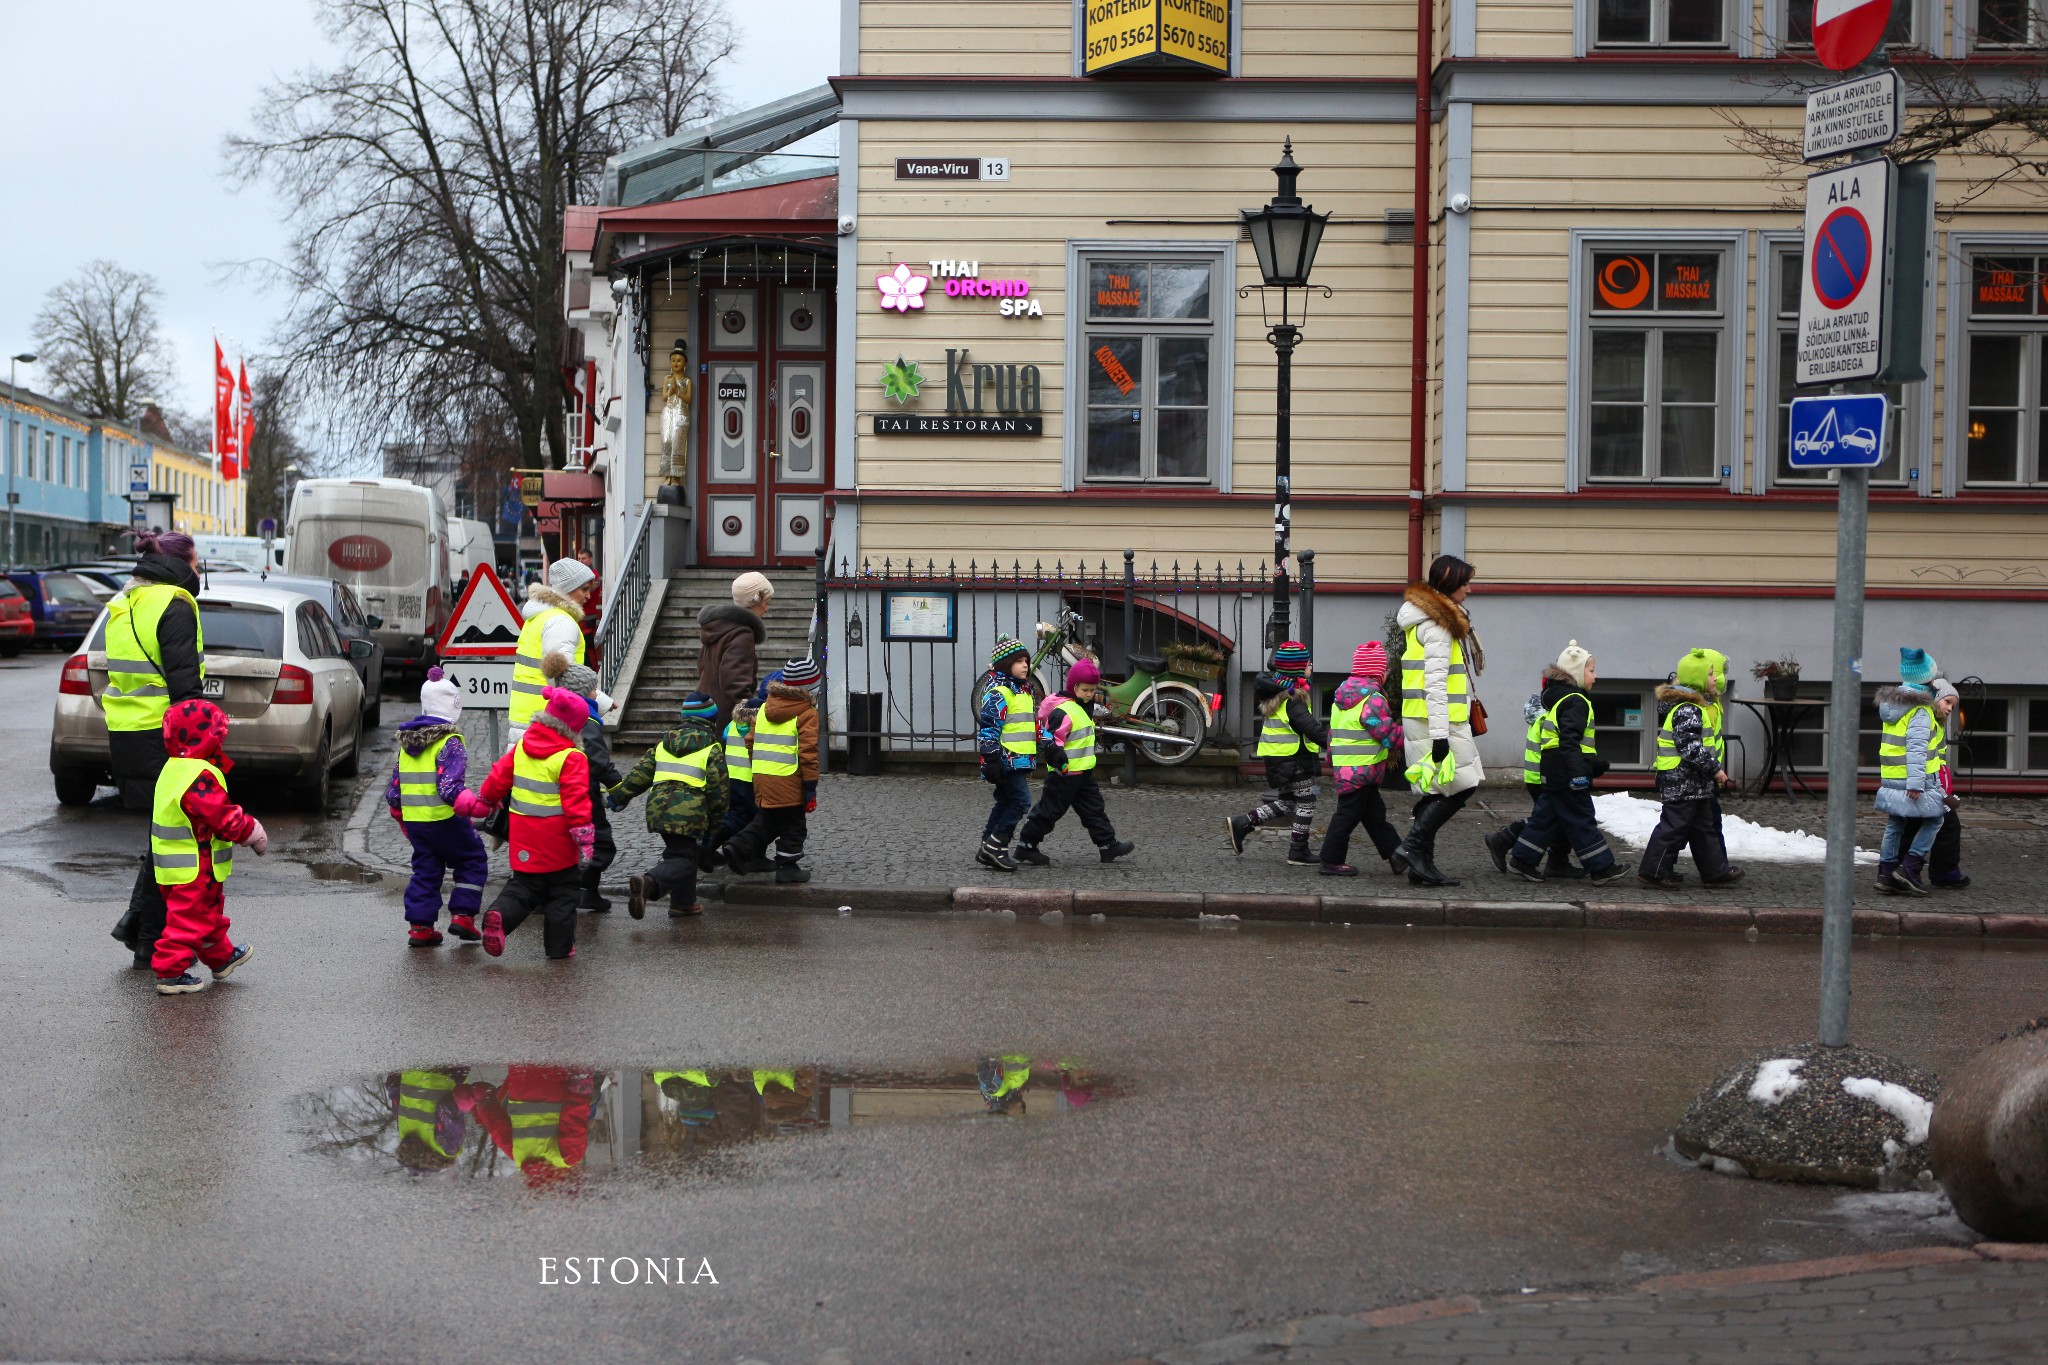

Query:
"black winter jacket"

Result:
[[1254, 674, 1330, 788], [1653, 683, 1721, 802], [580, 714, 623, 828], [1533, 667, 1609, 789]]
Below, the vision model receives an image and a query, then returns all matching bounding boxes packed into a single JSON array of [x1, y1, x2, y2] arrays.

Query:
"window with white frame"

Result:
[[1074, 250, 1224, 486], [40, 432, 52, 484], [1582, 246, 1731, 482], [1783, 0, 1920, 47], [1960, 253, 2048, 486], [1594, 0, 1731, 46], [1766, 247, 1910, 485], [1970, 0, 2046, 45]]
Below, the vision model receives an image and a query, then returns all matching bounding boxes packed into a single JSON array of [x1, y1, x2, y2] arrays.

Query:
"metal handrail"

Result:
[[595, 508, 657, 697]]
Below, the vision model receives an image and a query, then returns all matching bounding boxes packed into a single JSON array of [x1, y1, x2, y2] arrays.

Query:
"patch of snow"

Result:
[[1749, 1057, 1807, 1105], [1198, 912, 1241, 922], [1712, 1155, 1750, 1177], [1593, 792, 1878, 865], [1842, 1077, 1933, 1145]]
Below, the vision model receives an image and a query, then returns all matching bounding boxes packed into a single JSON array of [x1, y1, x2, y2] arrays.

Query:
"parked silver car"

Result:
[[51, 581, 369, 810]]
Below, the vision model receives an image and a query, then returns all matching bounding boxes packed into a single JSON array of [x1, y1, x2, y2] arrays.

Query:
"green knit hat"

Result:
[[1675, 647, 1729, 697]]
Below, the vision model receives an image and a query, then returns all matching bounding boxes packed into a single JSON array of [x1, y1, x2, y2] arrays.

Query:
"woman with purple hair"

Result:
[[106, 529, 209, 969]]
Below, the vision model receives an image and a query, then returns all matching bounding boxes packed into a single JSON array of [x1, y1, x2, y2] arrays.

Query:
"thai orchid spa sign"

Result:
[[877, 260, 1043, 317], [1085, 0, 1229, 76]]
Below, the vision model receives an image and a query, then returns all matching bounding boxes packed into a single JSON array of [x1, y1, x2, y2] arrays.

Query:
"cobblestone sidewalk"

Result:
[[1116, 1246, 2048, 1364]]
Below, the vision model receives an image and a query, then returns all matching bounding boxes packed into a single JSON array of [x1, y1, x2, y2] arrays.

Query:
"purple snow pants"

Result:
[[402, 818, 491, 926]]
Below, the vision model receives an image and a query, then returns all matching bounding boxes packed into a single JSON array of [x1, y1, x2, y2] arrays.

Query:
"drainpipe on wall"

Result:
[[1407, 0, 1433, 585]]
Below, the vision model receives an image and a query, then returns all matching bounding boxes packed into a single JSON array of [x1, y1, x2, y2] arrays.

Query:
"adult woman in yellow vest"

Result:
[[1391, 556, 1486, 886], [1874, 648, 1948, 895], [105, 531, 209, 969], [507, 558, 597, 746]]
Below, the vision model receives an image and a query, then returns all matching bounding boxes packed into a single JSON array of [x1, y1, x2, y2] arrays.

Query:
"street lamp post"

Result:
[[1240, 141, 1330, 650], [6, 353, 35, 568]]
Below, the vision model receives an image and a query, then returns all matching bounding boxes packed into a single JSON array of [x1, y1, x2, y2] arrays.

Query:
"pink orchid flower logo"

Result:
[[877, 262, 928, 313]]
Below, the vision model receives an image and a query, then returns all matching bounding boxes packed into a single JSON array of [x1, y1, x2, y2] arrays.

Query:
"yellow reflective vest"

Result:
[[395, 1069, 462, 1159], [509, 607, 583, 727], [752, 713, 800, 777], [1654, 700, 1725, 771], [1327, 699, 1387, 769], [1052, 698, 1096, 772], [103, 583, 204, 733], [509, 744, 571, 818], [651, 739, 715, 787], [396, 734, 456, 821], [1399, 625, 1470, 725], [1523, 694, 1597, 785], [1879, 705, 1942, 785], [723, 719, 753, 783], [151, 756, 234, 885]]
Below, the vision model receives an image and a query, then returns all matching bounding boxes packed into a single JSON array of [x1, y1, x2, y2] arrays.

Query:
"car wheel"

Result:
[[334, 720, 361, 779], [53, 768, 100, 806], [364, 680, 382, 729], [297, 731, 333, 812]]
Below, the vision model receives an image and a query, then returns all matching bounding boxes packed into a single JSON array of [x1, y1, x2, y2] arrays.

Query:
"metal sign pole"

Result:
[[1817, 464, 1869, 1047], [488, 708, 504, 760]]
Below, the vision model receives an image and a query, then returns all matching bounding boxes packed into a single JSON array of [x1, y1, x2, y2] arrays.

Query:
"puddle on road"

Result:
[[299, 1061, 1110, 1184], [305, 862, 383, 883]]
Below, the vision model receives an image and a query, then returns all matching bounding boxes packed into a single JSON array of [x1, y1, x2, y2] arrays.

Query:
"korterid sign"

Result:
[[1084, 0, 1229, 76]]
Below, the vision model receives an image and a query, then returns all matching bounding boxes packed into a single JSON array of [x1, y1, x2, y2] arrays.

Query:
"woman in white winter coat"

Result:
[[1391, 555, 1485, 886]]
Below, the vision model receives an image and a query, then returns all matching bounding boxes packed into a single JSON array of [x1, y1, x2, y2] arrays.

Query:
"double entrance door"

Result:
[[699, 283, 832, 567]]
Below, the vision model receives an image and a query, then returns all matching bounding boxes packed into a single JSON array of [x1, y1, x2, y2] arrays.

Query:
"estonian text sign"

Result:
[[1802, 70, 1902, 163], [1084, 0, 1229, 76], [894, 158, 1012, 182], [1797, 158, 1893, 386]]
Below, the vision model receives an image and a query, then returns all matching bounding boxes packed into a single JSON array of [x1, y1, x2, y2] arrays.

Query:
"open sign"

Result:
[[328, 534, 393, 572]]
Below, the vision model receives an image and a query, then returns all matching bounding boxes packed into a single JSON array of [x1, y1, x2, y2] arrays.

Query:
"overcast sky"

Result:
[[0, 0, 839, 427]]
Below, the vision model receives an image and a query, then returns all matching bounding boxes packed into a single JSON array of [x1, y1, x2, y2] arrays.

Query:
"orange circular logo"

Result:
[[1598, 256, 1651, 310]]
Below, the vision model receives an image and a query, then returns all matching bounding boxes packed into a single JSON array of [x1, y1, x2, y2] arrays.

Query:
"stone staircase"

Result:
[[615, 568, 816, 750]]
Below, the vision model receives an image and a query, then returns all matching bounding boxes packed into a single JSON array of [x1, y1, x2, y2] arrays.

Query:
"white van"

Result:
[[447, 517, 497, 583], [285, 477, 450, 674], [193, 535, 284, 573]]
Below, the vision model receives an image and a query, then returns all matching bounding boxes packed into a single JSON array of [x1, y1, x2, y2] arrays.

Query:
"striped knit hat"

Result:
[[677, 691, 718, 721], [781, 656, 823, 689], [1271, 640, 1312, 677], [1350, 640, 1388, 682], [990, 635, 1028, 670]]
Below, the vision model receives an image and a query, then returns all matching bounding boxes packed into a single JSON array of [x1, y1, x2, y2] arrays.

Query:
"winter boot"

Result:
[[1099, 840, 1135, 863], [408, 925, 444, 948], [1875, 859, 1907, 894], [976, 838, 1018, 873], [1930, 870, 1972, 890], [775, 862, 811, 885], [1319, 862, 1358, 877], [481, 909, 505, 957], [626, 874, 648, 920], [1895, 852, 1932, 896], [1401, 799, 1462, 887], [1701, 866, 1747, 889], [1286, 840, 1318, 867], [1505, 856, 1546, 884], [579, 891, 612, 913], [1544, 855, 1589, 880], [1636, 869, 1683, 891], [447, 914, 481, 942], [212, 944, 253, 979], [1482, 827, 1515, 875], [155, 971, 208, 996], [1013, 843, 1052, 866], [1225, 814, 1253, 855], [669, 900, 705, 918], [1588, 861, 1635, 886]]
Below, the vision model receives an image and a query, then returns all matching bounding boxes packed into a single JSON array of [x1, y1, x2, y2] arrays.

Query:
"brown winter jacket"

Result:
[[697, 603, 767, 725], [751, 682, 819, 809]]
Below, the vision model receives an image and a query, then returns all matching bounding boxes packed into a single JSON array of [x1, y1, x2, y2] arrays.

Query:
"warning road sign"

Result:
[[1813, 0, 1892, 71], [435, 563, 524, 656], [1797, 158, 1894, 386]]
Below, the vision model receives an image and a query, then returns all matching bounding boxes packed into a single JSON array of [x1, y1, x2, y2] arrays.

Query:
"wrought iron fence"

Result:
[[820, 551, 1313, 764], [595, 508, 657, 698]]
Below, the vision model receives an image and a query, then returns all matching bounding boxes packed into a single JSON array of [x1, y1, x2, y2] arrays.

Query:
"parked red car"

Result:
[[0, 579, 34, 657]]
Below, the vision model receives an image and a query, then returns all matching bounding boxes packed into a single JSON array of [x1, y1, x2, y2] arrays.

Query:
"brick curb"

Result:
[[1115, 1243, 2048, 1365], [690, 880, 2048, 939]]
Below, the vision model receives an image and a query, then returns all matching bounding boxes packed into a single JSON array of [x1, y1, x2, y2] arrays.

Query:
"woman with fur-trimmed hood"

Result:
[[698, 572, 774, 726], [1388, 555, 1486, 885]]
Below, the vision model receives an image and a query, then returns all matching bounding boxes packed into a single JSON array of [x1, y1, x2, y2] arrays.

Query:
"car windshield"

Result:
[[197, 603, 285, 656]]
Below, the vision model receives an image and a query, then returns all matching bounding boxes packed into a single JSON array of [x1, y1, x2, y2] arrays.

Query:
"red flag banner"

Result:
[[214, 340, 234, 458], [231, 362, 252, 481]]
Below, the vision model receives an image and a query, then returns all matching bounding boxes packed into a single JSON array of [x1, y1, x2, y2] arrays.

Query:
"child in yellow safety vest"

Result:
[[462, 687, 595, 960], [1315, 641, 1404, 877], [1873, 647, 1948, 896], [1013, 658, 1134, 866], [150, 699, 268, 995], [610, 691, 729, 919], [1493, 641, 1632, 886], [976, 636, 1039, 872], [386, 668, 490, 947], [1635, 647, 1742, 891], [721, 658, 820, 884], [1226, 641, 1328, 866]]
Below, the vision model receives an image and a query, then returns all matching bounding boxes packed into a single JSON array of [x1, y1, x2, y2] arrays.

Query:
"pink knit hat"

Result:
[[1067, 657, 1103, 687], [542, 686, 589, 732], [1351, 640, 1388, 682]]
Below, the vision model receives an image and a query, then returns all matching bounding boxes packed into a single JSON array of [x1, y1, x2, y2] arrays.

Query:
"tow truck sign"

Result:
[[1788, 392, 1888, 469], [1796, 158, 1894, 386]]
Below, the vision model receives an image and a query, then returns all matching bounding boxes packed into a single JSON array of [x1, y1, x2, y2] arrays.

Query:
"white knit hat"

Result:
[[1555, 639, 1594, 689], [731, 570, 774, 608], [420, 666, 463, 721], [548, 557, 596, 595]]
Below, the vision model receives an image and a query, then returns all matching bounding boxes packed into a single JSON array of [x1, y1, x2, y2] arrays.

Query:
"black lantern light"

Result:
[[1241, 139, 1329, 289]]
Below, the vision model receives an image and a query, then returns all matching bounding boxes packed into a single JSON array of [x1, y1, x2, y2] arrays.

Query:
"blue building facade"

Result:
[[1, 381, 148, 564]]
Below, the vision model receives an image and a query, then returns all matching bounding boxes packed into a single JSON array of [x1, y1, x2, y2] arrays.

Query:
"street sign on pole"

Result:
[[435, 658, 514, 711], [1813, 0, 1893, 71], [435, 563, 523, 657], [1797, 158, 1894, 386], [1788, 393, 1889, 469], [1802, 69, 1902, 163]]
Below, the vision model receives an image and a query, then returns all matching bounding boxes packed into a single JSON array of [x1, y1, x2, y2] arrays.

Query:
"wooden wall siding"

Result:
[[851, 499, 1410, 582], [854, 120, 1418, 494], [1238, 1, 1419, 79], [1465, 504, 2048, 589], [1476, 0, 1575, 57]]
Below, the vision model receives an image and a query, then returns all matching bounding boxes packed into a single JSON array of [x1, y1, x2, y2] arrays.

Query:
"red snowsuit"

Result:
[[151, 701, 257, 977], [454, 1066, 593, 1185], [479, 720, 593, 872]]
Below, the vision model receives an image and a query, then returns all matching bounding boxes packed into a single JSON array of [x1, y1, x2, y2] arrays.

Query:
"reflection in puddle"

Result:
[[305, 862, 383, 883], [299, 1060, 1109, 1185]]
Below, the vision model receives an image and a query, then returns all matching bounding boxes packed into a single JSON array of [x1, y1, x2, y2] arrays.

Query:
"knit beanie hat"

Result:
[[557, 661, 600, 700], [990, 635, 1028, 671], [1350, 640, 1388, 682], [1271, 641, 1312, 677], [1066, 657, 1103, 688], [1899, 647, 1938, 685], [677, 691, 719, 721], [547, 557, 595, 596], [1555, 639, 1594, 689], [419, 665, 463, 721], [780, 656, 822, 689], [731, 570, 774, 608], [1931, 677, 1959, 704], [1674, 647, 1728, 699], [542, 686, 589, 733]]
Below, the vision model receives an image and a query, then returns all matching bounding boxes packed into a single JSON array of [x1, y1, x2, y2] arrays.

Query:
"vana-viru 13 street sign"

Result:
[[1802, 69, 1902, 163], [1797, 157, 1894, 385]]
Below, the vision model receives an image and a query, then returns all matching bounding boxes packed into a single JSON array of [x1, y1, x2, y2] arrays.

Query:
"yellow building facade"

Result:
[[149, 442, 246, 537]]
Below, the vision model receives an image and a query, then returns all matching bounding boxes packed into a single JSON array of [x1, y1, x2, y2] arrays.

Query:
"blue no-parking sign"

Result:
[[1788, 392, 1888, 469]]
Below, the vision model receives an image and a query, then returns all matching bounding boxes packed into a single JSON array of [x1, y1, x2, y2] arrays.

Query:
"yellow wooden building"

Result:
[[149, 441, 245, 537]]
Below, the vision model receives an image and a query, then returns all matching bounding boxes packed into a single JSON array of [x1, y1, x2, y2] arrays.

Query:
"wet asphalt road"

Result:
[[3, 652, 2046, 1364]]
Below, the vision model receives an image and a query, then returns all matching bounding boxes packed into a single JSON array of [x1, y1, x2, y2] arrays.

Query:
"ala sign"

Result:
[[1797, 158, 1894, 386]]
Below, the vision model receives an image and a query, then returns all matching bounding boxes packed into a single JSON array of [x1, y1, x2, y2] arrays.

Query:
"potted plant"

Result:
[[1162, 639, 1227, 682], [1753, 655, 1801, 701]]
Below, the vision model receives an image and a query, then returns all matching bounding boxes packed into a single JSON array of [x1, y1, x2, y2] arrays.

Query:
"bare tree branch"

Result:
[[30, 261, 177, 421]]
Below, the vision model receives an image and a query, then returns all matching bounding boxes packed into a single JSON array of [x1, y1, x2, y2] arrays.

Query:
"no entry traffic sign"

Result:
[[1797, 158, 1894, 386], [1813, 0, 1893, 71]]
